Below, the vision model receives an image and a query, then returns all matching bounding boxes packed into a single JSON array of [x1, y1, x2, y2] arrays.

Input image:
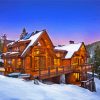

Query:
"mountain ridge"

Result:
[[86, 41, 100, 58]]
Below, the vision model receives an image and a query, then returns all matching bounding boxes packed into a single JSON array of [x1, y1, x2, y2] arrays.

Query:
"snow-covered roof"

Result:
[[7, 42, 15, 46], [3, 52, 19, 56], [55, 43, 82, 59], [21, 31, 43, 57], [18, 39, 30, 42]]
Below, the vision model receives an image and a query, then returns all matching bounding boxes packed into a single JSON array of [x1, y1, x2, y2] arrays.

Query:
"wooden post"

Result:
[[39, 67, 41, 77], [56, 67, 58, 74], [32, 48, 34, 72], [63, 66, 64, 73], [15, 57, 17, 72], [48, 67, 50, 76], [22, 58, 25, 73], [30, 56, 32, 74], [80, 65, 82, 72], [85, 65, 87, 80], [70, 64, 72, 71], [46, 48, 48, 69], [85, 65, 87, 72]]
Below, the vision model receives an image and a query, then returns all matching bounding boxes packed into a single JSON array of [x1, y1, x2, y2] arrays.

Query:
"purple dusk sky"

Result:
[[0, 0, 100, 45]]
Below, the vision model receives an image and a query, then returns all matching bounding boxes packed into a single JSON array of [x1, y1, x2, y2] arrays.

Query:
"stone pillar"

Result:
[[60, 74, 65, 83], [65, 74, 69, 84]]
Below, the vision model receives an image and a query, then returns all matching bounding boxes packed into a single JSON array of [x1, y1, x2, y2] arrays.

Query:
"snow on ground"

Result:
[[0, 75, 100, 100]]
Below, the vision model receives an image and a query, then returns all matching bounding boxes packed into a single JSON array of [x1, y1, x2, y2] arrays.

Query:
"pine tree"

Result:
[[0, 38, 3, 53], [22, 28, 26, 33], [20, 28, 27, 39], [94, 45, 100, 78], [0, 38, 3, 67]]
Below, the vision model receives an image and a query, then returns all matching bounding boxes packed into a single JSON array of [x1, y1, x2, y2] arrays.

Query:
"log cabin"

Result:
[[2, 29, 92, 84]]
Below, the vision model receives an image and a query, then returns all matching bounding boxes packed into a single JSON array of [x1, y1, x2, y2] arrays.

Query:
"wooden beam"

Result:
[[22, 58, 25, 73], [15, 57, 17, 72], [48, 67, 50, 76], [56, 67, 58, 74], [46, 48, 48, 69]]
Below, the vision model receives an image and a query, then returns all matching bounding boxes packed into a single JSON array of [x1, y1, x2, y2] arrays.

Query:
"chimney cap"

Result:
[[69, 40, 74, 44]]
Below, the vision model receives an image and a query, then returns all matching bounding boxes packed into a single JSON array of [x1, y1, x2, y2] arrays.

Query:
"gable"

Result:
[[38, 31, 54, 48], [80, 43, 87, 52], [78, 42, 88, 57], [21, 30, 54, 57], [72, 42, 88, 58]]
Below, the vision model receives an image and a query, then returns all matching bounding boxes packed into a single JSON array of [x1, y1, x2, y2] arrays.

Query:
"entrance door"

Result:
[[34, 56, 46, 71]]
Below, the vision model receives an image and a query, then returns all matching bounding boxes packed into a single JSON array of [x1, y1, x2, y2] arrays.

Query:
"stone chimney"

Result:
[[69, 40, 74, 44]]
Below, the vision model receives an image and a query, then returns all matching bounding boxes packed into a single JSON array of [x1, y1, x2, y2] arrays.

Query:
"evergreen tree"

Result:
[[0, 38, 3, 67], [20, 28, 27, 39], [0, 38, 3, 53], [94, 45, 100, 78]]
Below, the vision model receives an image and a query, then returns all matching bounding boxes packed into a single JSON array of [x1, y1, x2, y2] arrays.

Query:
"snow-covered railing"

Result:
[[81, 77, 96, 92]]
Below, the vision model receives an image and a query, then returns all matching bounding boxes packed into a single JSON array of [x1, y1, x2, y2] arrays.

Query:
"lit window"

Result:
[[34, 49, 40, 55], [12, 59, 15, 67], [54, 59, 60, 66], [25, 57, 30, 68], [17, 58, 22, 68], [56, 53, 61, 57]]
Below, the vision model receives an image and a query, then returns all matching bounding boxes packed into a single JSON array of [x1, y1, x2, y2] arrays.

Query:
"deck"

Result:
[[32, 64, 93, 80], [32, 66, 73, 80]]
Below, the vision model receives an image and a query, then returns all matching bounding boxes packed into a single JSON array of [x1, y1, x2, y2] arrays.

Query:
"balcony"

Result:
[[33, 66, 73, 80], [23, 63, 93, 80], [72, 63, 92, 72]]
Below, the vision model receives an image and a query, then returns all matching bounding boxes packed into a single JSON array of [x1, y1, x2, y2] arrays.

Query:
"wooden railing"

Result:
[[33, 63, 93, 79], [38, 66, 73, 79], [72, 64, 92, 72]]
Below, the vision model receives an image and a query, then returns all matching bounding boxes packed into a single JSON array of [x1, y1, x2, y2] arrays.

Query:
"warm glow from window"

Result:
[[72, 57, 79, 65], [74, 73, 80, 80], [54, 59, 60, 66], [34, 49, 40, 55], [25, 57, 30, 68], [17, 58, 22, 68], [56, 53, 61, 57], [48, 57, 51, 67], [20, 46, 24, 51], [4, 59, 7, 65], [12, 59, 15, 67]]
